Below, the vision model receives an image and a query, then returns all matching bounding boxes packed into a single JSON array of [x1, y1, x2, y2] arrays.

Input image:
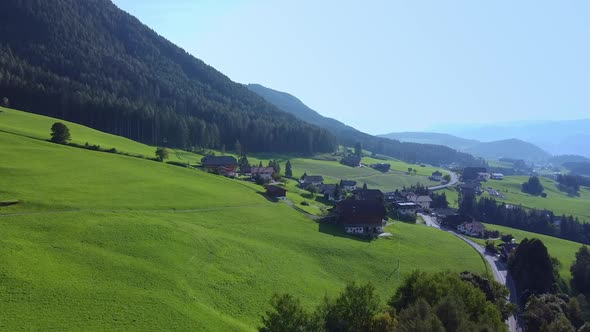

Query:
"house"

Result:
[[408, 195, 433, 210], [394, 202, 419, 215], [340, 179, 357, 191], [354, 189, 384, 202], [383, 192, 399, 203], [319, 184, 342, 201], [341, 155, 361, 167], [457, 221, 486, 237], [201, 156, 238, 177], [251, 167, 275, 180], [491, 173, 504, 180], [500, 243, 518, 262], [333, 199, 386, 235], [301, 175, 324, 186], [477, 172, 490, 182], [431, 171, 443, 181], [266, 185, 287, 199], [370, 163, 391, 172]]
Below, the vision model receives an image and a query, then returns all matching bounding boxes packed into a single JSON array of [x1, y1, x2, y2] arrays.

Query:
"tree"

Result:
[[363, 183, 368, 190], [259, 293, 315, 332], [413, 169, 417, 175], [522, 176, 545, 196], [320, 282, 381, 332], [570, 246, 590, 296], [397, 299, 445, 332], [1, 97, 8, 107], [508, 238, 557, 300], [354, 142, 362, 157], [443, 174, 451, 183], [155, 147, 169, 161], [285, 160, 293, 178], [333, 184, 342, 201], [407, 167, 413, 174], [50, 122, 71, 144], [524, 294, 574, 332], [235, 140, 242, 155], [238, 154, 250, 173]]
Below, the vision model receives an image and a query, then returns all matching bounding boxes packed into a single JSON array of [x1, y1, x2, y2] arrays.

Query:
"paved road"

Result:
[[428, 170, 459, 191], [419, 213, 521, 332]]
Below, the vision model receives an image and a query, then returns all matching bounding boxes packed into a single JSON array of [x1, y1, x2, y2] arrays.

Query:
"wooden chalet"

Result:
[[333, 199, 386, 235], [201, 156, 238, 177], [266, 185, 287, 199]]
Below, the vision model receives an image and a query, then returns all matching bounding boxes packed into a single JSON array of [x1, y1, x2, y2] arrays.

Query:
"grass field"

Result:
[[289, 158, 442, 193], [0, 109, 487, 330], [482, 176, 590, 221]]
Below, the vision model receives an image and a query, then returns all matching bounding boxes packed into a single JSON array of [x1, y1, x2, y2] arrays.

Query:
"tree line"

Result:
[[260, 270, 514, 332], [461, 195, 590, 245]]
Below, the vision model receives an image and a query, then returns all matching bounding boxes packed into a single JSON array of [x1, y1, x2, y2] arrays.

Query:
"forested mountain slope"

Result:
[[248, 84, 479, 165], [0, 0, 335, 153]]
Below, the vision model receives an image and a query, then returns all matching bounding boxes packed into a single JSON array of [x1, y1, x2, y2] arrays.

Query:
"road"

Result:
[[420, 213, 521, 332], [428, 170, 459, 191]]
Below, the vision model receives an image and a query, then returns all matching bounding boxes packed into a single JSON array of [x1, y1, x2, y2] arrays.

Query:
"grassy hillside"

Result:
[[0, 115, 486, 330], [482, 176, 590, 221]]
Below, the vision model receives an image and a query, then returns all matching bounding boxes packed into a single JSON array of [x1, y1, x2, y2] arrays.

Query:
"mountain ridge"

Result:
[[247, 84, 480, 166]]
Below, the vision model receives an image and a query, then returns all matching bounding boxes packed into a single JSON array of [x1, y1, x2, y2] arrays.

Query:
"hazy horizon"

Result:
[[112, 0, 590, 135]]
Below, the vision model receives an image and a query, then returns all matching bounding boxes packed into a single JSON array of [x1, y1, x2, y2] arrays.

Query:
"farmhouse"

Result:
[[457, 221, 486, 237], [319, 184, 342, 201], [301, 175, 324, 186], [251, 167, 274, 180], [394, 202, 419, 215], [491, 173, 504, 180], [341, 155, 361, 167], [408, 195, 433, 210], [431, 171, 443, 181], [265, 185, 287, 199], [333, 199, 386, 235], [340, 179, 357, 191], [201, 156, 238, 177], [370, 163, 391, 172]]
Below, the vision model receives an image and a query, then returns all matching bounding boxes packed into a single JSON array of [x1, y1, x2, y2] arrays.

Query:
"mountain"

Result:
[[463, 138, 551, 162], [430, 120, 590, 158], [247, 84, 479, 166], [379, 132, 479, 151], [380, 132, 551, 162], [0, 0, 336, 154]]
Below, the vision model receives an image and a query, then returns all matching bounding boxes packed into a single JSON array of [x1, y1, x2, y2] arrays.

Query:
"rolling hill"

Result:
[[0, 0, 335, 154], [0, 107, 488, 330], [247, 84, 479, 166], [380, 132, 551, 162]]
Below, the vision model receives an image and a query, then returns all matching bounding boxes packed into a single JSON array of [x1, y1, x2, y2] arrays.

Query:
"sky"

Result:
[[112, 0, 590, 135]]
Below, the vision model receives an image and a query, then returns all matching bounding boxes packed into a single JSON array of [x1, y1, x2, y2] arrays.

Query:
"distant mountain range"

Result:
[[247, 84, 479, 166], [430, 120, 590, 158], [379, 132, 551, 162]]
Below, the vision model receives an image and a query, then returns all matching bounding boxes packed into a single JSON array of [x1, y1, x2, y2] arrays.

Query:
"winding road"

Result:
[[419, 213, 521, 332], [428, 170, 459, 191]]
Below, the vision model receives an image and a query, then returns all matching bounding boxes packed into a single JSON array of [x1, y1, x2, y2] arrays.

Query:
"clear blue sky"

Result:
[[112, 0, 590, 134]]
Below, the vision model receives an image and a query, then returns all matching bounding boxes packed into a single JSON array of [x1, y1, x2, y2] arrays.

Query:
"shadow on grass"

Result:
[[256, 191, 278, 203], [318, 222, 372, 242]]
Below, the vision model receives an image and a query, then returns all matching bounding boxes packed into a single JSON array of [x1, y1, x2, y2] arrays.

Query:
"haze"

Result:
[[112, 0, 590, 134]]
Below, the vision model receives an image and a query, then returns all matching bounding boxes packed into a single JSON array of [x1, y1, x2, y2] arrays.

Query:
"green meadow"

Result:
[[482, 176, 590, 221], [0, 109, 486, 330]]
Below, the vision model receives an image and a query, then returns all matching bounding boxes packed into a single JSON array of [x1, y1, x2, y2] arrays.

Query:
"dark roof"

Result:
[[251, 167, 274, 174], [319, 184, 337, 194], [335, 199, 386, 225], [341, 155, 361, 166], [303, 175, 324, 183], [201, 155, 238, 166], [266, 185, 287, 196], [340, 180, 357, 187], [354, 189, 383, 201], [432, 171, 443, 176]]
